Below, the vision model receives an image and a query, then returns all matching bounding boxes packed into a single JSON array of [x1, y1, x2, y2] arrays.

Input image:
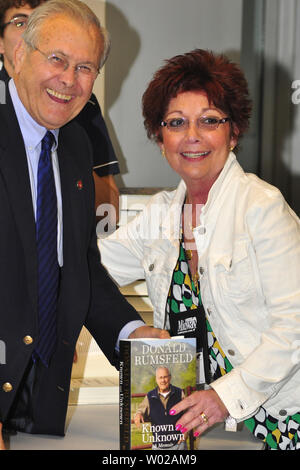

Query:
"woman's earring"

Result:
[[161, 148, 166, 158]]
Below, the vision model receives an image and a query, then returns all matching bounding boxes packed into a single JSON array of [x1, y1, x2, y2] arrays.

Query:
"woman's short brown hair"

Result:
[[142, 49, 252, 143]]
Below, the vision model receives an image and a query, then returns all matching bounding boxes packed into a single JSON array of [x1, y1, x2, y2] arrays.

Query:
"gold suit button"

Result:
[[2, 382, 13, 392], [23, 335, 33, 345]]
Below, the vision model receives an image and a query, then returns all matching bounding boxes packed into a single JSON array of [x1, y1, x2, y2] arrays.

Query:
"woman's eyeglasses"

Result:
[[161, 116, 230, 132]]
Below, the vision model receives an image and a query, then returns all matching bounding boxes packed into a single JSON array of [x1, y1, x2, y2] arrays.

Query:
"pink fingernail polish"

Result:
[[181, 427, 187, 433], [175, 424, 182, 431], [169, 409, 176, 415], [194, 431, 200, 437]]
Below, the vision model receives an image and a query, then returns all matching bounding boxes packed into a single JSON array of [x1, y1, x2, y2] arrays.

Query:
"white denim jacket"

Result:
[[99, 153, 300, 422]]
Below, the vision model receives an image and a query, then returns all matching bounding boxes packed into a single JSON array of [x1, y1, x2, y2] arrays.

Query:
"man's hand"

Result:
[[129, 326, 170, 340], [0, 422, 6, 450]]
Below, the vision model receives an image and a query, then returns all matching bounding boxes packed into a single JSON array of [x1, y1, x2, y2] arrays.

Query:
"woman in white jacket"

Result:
[[100, 49, 300, 450]]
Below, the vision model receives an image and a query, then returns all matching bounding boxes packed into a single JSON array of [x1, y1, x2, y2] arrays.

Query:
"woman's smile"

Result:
[[180, 150, 211, 160]]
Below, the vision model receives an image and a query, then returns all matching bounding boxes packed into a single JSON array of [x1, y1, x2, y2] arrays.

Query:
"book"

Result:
[[119, 337, 197, 450]]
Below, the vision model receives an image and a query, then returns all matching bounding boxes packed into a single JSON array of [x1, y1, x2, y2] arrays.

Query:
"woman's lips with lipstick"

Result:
[[46, 87, 73, 103]]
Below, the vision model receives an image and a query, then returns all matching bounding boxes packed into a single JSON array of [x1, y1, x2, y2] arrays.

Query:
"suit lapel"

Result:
[[57, 124, 88, 270], [0, 85, 38, 312]]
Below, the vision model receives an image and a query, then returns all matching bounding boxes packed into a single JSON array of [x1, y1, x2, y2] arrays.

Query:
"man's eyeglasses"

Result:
[[27, 43, 100, 80], [1, 14, 28, 31], [161, 116, 230, 132]]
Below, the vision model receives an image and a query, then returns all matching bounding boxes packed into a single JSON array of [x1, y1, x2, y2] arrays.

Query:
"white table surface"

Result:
[[4, 404, 263, 451]]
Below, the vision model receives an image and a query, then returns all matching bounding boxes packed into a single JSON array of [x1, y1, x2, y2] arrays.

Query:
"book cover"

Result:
[[119, 337, 197, 450]]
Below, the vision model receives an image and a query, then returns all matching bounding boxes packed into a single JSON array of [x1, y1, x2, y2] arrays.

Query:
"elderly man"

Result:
[[0, 0, 120, 225], [0, 0, 168, 450], [134, 367, 186, 450]]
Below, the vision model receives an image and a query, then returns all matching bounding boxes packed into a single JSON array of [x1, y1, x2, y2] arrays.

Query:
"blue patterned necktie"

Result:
[[34, 131, 59, 367]]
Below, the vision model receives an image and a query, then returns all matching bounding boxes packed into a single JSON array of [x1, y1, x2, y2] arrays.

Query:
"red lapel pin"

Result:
[[76, 180, 83, 190]]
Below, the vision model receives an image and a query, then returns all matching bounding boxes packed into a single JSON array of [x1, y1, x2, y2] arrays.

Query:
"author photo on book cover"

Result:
[[100, 48, 300, 450], [134, 366, 186, 451]]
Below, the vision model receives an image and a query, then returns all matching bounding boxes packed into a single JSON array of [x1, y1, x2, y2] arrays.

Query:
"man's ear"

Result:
[[13, 39, 26, 74]]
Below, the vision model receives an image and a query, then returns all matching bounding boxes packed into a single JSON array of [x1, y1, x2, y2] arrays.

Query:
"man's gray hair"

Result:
[[156, 366, 171, 376], [23, 0, 111, 69]]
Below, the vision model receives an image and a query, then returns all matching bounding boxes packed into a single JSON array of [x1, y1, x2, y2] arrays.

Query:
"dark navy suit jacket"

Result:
[[0, 84, 140, 435]]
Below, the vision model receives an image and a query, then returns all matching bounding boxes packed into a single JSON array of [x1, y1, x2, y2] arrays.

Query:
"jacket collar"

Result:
[[201, 152, 240, 218], [161, 152, 242, 241], [0, 82, 38, 313]]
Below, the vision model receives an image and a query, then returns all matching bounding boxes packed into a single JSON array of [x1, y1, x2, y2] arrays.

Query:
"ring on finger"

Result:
[[200, 412, 209, 424]]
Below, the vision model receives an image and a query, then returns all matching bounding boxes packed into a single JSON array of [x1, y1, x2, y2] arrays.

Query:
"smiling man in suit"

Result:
[[0, 0, 168, 450], [0, 0, 120, 228]]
